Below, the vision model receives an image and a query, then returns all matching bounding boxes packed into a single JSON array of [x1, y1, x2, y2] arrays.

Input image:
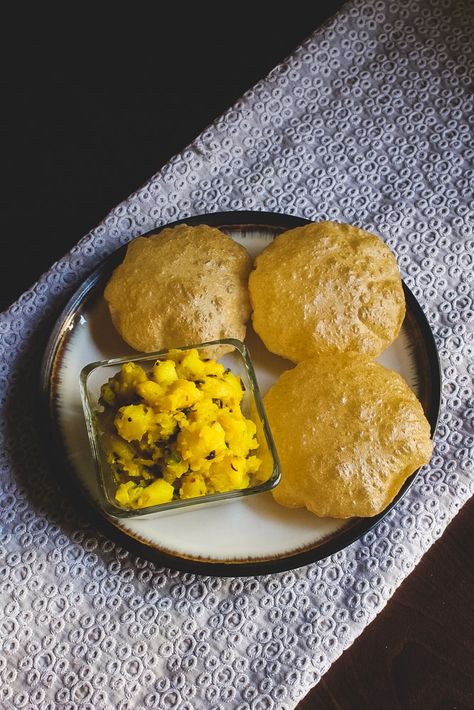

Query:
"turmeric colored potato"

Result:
[[104, 224, 251, 353], [98, 348, 262, 510], [264, 355, 433, 519], [249, 221, 405, 362]]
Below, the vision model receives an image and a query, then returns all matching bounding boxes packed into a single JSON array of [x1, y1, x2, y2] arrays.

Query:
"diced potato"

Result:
[[115, 481, 142, 506], [180, 472, 208, 499], [114, 404, 155, 442], [153, 412, 178, 439], [136, 380, 165, 407], [152, 359, 178, 386], [202, 359, 225, 377], [160, 379, 203, 411], [95, 349, 262, 510], [198, 376, 242, 406], [102, 434, 145, 478], [188, 398, 219, 425], [100, 362, 148, 407], [176, 349, 206, 380], [178, 421, 227, 472], [164, 458, 189, 480], [207, 456, 249, 492], [136, 479, 174, 507]]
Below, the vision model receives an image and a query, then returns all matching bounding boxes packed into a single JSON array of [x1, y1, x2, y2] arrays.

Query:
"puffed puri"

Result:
[[104, 224, 252, 354], [249, 221, 406, 362], [264, 354, 433, 519]]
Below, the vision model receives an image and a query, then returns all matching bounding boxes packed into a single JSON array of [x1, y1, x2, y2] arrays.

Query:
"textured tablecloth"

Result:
[[1, 0, 473, 707]]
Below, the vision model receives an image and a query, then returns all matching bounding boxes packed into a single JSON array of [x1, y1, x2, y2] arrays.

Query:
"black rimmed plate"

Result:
[[40, 211, 441, 576]]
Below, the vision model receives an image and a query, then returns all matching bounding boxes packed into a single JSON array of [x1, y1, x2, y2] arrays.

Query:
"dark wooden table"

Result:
[[298, 497, 474, 709], [2, 9, 473, 708]]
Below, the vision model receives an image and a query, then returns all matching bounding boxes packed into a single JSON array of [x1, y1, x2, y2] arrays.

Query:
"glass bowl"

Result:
[[79, 338, 281, 519]]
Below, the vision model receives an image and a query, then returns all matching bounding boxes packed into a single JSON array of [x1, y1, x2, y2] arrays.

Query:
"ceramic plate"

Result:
[[40, 211, 441, 576]]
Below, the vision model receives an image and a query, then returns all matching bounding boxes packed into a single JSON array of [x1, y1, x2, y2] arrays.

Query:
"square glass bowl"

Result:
[[79, 339, 281, 519]]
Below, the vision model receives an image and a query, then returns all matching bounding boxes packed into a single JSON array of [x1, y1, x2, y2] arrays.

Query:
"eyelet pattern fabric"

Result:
[[1, 0, 473, 707]]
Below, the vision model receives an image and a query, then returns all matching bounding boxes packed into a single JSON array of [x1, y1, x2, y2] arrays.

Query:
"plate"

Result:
[[40, 211, 441, 576]]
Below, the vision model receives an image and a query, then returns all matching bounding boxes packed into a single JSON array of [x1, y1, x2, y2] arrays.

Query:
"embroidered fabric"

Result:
[[1, 0, 473, 707]]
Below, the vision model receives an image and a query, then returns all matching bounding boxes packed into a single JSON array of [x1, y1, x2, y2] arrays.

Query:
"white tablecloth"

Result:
[[1, 0, 473, 707]]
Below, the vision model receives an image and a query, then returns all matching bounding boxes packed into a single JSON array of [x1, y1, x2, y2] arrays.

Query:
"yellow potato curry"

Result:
[[96, 349, 262, 509]]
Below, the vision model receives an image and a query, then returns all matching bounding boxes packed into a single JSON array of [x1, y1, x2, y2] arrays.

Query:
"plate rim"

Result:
[[39, 210, 442, 576]]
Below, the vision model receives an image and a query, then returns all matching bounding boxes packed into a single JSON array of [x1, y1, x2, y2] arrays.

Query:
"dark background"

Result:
[[1, 6, 347, 311], [2, 6, 473, 709]]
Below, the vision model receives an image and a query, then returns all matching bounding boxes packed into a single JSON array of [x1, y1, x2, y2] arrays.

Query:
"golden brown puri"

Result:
[[264, 354, 433, 519], [249, 221, 406, 362], [104, 224, 252, 354]]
